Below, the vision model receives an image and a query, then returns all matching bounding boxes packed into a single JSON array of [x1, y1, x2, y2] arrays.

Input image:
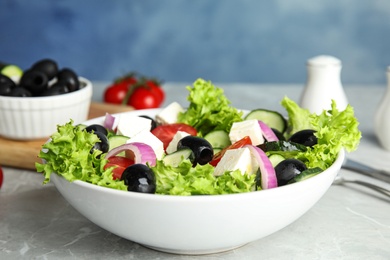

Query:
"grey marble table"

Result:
[[1, 82, 390, 260]]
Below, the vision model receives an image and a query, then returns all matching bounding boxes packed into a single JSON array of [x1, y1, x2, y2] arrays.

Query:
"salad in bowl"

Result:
[[35, 78, 361, 254], [36, 78, 361, 195]]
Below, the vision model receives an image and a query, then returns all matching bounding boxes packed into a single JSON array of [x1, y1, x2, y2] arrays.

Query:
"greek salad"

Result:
[[36, 78, 361, 195]]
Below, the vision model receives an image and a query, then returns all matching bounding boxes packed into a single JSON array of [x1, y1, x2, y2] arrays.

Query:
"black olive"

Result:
[[0, 74, 16, 96], [19, 69, 48, 96], [272, 128, 285, 141], [275, 159, 307, 186], [40, 81, 69, 96], [91, 131, 109, 156], [57, 68, 79, 92], [85, 124, 108, 136], [31, 58, 59, 80], [8, 87, 32, 97], [139, 115, 157, 130], [289, 129, 317, 147], [121, 164, 156, 193], [177, 136, 213, 166]]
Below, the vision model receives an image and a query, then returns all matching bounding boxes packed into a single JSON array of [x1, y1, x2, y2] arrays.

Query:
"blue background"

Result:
[[1, 0, 389, 85]]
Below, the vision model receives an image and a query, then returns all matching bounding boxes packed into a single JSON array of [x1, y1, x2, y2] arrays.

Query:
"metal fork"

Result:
[[333, 176, 390, 198], [342, 158, 390, 184]]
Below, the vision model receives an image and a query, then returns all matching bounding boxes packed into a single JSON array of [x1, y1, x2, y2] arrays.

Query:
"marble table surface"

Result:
[[1, 82, 390, 260]]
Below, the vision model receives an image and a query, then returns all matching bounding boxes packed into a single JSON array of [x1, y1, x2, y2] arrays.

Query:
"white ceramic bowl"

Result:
[[50, 109, 345, 255], [0, 77, 92, 140]]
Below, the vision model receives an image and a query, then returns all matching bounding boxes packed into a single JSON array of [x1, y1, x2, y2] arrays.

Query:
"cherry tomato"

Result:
[[103, 77, 137, 104], [0, 166, 3, 188], [209, 136, 252, 166], [151, 123, 197, 150], [127, 87, 161, 109], [104, 156, 134, 180], [146, 80, 165, 104], [103, 74, 165, 109]]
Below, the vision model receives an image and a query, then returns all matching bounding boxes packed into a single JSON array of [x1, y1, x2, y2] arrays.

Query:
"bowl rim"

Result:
[[52, 148, 344, 202], [0, 76, 92, 101]]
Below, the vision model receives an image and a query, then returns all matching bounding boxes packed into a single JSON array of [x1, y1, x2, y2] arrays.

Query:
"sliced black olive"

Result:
[[57, 68, 79, 92], [275, 159, 307, 186], [139, 115, 157, 130], [85, 124, 108, 136], [177, 136, 213, 166], [31, 58, 59, 80], [8, 87, 32, 97], [40, 81, 69, 96], [91, 131, 109, 156], [19, 69, 48, 96], [121, 164, 156, 193], [0, 74, 16, 96], [289, 129, 317, 147]]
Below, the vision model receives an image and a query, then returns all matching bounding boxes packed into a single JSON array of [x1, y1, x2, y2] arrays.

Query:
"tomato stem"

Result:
[[121, 80, 151, 106]]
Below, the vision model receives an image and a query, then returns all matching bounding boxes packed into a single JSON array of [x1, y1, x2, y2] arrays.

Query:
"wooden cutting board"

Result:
[[0, 102, 133, 170]]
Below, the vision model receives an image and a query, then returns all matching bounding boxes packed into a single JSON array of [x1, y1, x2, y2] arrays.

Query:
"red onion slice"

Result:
[[245, 145, 278, 190], [103, 113, 117, 131], [258, 121, 279, 142], [105, 142, 157, 166]]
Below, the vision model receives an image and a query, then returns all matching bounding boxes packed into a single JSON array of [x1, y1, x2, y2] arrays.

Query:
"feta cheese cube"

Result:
[[166, 131, 191, 154], [127, 130, 165, 160], [116, 115, 152, 138], [229, 119, 264, 146], [156, 102, 184, 125], [213, 147, 258, 176]]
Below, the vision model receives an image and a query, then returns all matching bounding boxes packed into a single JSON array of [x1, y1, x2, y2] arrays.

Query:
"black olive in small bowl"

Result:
[[0, 74, 16, 96], [177, 136, 214, 166], [31, 58, 59, 80], [57, 68, 80, 92]]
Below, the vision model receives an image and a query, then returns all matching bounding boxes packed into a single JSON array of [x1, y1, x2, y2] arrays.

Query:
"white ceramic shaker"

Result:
[[299, 55, 348, 114], [374, 66, 390, 151]]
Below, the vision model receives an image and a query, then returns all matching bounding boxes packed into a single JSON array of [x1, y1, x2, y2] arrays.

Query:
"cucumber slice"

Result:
[[204, 130, 231, 149], [108, 135, 130, 155], [268, 154, 285, 167], [288, 167, 323, 184], [245, 109, 287, 133], [163, 148, 194, 167]]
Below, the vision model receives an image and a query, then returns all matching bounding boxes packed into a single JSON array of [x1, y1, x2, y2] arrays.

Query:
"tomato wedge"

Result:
[[104, 156, 135, 180], [209, 136, 252, 166], [151, 123, 197, 150]]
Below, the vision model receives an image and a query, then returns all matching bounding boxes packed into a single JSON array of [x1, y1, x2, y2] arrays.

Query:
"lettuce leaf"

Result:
[[178, 78, 243, 136], [281, 96, 313, 139], [281, 97, 361, 169], [151, 159, 256, 195], [35, 120, 127, 191]]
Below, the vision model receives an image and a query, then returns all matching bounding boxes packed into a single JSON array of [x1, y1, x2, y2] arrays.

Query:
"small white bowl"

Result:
[[0, 77, 92, 140], [50, 109, 345, 255]]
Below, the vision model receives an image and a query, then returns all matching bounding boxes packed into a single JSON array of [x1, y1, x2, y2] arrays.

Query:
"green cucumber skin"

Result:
[[204, 130, 231, 149], [245, 109, 287, 133]]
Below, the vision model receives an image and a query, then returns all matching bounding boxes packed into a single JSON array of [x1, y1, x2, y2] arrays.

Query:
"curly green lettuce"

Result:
[[178, 78, 243, 136], [151, 159, 256, 195], [35, 120, 127, 190], [281, 97, 361, 169]]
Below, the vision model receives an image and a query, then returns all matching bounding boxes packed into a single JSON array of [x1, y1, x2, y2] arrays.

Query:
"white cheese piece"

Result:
[[166, 131, 191, 154], [127, 130, 165, 160], [116, 115, 152, 138], [229, 119, 264, 146], [156, 102, 184, 125], [213, 147, 258, 176]]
